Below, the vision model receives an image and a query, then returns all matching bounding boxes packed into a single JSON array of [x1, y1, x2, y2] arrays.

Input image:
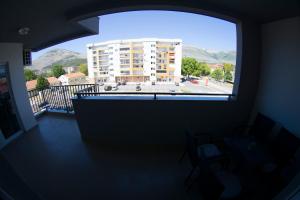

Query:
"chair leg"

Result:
[[178, 149, 187, 163], [186, 177, 196, 192], [184, 166, 196, 185], [185, 166, 200, 192]]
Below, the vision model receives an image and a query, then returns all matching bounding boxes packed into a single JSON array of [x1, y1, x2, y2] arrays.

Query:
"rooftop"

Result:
[[26, 77, 60, 91], [62, 72, 86, 79]]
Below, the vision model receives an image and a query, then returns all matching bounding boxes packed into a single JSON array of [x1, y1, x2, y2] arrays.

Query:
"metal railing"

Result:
[[75, 91, 234, 100], [28, 84, 234, 114], [27, 84, 97, 114]]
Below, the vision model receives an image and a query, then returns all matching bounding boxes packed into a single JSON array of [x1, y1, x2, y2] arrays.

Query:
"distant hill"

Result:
[[31, 49, 86, 72], [182, 46, 236, 64], [30, 46, 236, 73]]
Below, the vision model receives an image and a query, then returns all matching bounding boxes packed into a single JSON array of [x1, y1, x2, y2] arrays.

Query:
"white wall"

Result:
[[256, 17, 300, 136], [0, 43, 37, 132]]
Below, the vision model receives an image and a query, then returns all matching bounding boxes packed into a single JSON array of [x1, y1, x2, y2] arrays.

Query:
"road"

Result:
[[96, 80, 233, 94]]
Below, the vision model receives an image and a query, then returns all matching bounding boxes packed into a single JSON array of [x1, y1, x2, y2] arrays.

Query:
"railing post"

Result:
[[154, 93, 157, 100], [41, 89, 48, 112], [62, 86, 69, 113]]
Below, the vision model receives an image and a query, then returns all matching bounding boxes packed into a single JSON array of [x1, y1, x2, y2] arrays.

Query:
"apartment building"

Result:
[[86, 38, 182, 84]]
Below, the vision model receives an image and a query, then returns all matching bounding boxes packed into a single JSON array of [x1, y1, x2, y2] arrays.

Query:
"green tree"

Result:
[[223, 63, 234, 73], [24, 69, 37, 81], [79, 63, 88, 75], [51, 65, 66, 78], [199, 62, 211, 76], [224, 71, 233, 81], [181, 57, 200, 78], [211, 68, 224, 81], [36, 76, 50, 91]]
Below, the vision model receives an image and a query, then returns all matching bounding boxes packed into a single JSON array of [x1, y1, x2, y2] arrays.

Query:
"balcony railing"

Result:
[[27, 84, 97, 114], [28, 84, 235, 115], [75, 91, 234, 101]]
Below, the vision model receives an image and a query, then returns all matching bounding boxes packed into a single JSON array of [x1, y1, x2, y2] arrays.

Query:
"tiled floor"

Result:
[[1, 113, 195, 200]]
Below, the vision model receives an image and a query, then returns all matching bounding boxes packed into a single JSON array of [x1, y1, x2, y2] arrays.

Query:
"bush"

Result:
[[24, 69, 37, 81], [36, 76, 50, 91], [211, 68, 224, 81], [224, 71, 233, 81]]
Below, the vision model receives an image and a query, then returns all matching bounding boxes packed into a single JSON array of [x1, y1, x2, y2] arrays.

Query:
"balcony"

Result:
[[1, 111, 188, 199]]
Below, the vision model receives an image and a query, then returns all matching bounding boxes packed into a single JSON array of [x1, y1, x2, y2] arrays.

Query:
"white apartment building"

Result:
[[86, 38, 182, 84]]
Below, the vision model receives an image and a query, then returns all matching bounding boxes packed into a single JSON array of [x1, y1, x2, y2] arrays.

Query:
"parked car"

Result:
[[121, 80, 127, 85], [175, 82, 179, 86], [169, 89, 176, 93], [136, 85, 141, 91], [104, 85, 112, 91], [152, 81, 156, 85], [112, 85, 118, 91], [190, 80, 199, 84], [117, 82, 121, 86]]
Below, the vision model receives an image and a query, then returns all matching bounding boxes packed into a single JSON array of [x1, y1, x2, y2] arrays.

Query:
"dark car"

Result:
[[136, 85, 141, 91], [104, 85, 112, 91]]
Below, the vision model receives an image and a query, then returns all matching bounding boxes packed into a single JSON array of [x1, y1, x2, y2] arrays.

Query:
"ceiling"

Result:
[[0, 0, 299, 51]]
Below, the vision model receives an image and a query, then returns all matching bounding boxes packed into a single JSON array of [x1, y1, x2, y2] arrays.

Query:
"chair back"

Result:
[[271, 127, 300, 166], [249, 113, 275, 143]]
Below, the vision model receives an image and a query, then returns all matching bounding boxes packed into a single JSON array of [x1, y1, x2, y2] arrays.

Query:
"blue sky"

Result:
[[32, 11, 236, 60]]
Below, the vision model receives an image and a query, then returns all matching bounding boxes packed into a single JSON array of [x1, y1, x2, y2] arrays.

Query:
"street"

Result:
[[96, 79, 233, 94]]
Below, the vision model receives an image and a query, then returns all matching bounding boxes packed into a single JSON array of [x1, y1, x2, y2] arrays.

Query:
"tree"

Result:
[[224, 71, 233, 81], [181, 57, 200, 78], [211, 68, 224, 81], [79, 63, 88, 75], [223, 63, 234, 73], [24, 69, 37, 81], [199, 62, 211, 76], [51, 65, 66, 78], [36, 76, 50, 91]]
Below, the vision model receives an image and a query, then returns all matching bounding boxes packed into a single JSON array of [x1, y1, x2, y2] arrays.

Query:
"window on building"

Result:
[[120, 47, 130, 51]]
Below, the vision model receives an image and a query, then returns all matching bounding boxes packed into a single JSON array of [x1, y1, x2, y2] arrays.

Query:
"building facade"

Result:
[[86, 38, 182, 84]]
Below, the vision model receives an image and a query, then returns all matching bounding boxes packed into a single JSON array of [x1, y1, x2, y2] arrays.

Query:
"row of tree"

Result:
[[24, 64, 88, 81], [181, 57, 234, 82], [25, 64, 88, 91]]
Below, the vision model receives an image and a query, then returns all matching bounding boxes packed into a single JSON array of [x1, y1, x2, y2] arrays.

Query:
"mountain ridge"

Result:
[[30, 46, 236, 72]]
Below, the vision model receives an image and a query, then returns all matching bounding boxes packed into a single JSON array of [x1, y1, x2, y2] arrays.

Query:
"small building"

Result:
[[58, 72, 86, 85], [26, 77, 60, 91]]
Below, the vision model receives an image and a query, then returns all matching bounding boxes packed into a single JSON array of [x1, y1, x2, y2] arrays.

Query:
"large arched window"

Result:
[[28, 10, 239, 104]]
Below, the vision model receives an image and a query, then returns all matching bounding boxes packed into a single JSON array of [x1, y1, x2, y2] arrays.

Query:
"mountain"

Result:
[[182, 46, 236, 64], [31, 49, 86, 72], [30, 46, 236, 72]]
